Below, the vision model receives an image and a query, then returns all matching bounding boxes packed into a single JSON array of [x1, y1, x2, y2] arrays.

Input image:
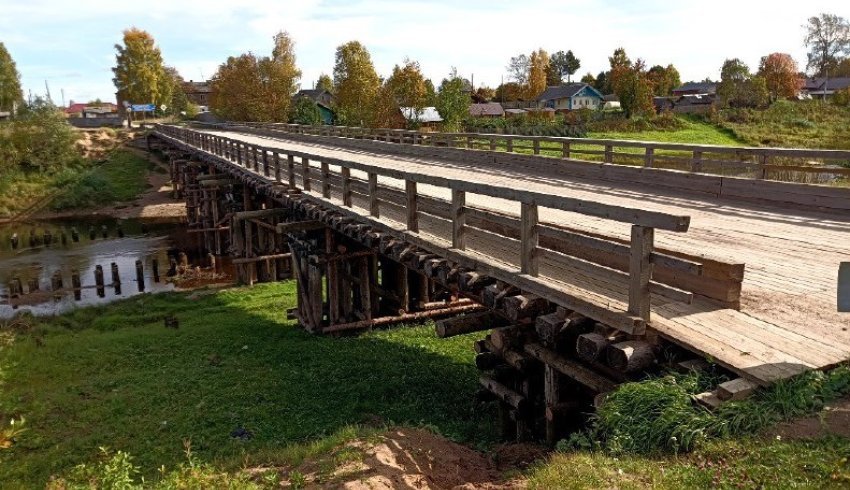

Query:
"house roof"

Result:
[[65, 103, 87, 113], [602, 94, 619, 102], [401, 106, 443, 123], [803, 77, 850, 92], [183, 81, 212, 94], [295, 89, 333, 101], [536, 83, 600, 101], [504, 108, 527, 114], [676, 93, 716, 105], [469, 102, 505, 117], [673, 82, 717, 93]]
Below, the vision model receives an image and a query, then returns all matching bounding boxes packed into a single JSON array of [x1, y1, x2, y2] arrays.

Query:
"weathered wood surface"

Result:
[[155, 126, 850, 386]]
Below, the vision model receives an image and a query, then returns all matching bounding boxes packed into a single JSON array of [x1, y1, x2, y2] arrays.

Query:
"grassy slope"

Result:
[[0, 283, 495, 488], [48, 149, 155, 211], [717, 101, 850, 149]]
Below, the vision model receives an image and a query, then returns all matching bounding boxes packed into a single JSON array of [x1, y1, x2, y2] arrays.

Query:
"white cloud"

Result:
[[2, 0, 847, 102]]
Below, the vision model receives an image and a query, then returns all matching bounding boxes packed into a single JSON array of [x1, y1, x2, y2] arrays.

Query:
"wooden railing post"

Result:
[[262, 149, 270, 177], [644, 147, 655, 168], [321, 161, 330, 198], [466, 135, 473, 149], [604, 144, 614, 163], [341, 167, 352, 206], [533, 139, 541, 155], [287, 155, 296, 187], [451, 190, 466, 250], [368, 172, 379, 217], [758, 154, 769, 179], [692, 150, 703, 173], [562, 141, 571, 159], [273, 152, 281, 181], [489, 137, 497, 151], [506, 137, 514, 153], [236, 143, 243, 166], [628, 225, 654, 326], [406, 180, 418, 232], [253, 146, 260, 172], [521, 201, 539, 276], [301, 157, 311, 191]]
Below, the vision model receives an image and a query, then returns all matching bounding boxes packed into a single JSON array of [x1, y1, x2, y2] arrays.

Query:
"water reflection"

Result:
[[0, 216, 221, 318]]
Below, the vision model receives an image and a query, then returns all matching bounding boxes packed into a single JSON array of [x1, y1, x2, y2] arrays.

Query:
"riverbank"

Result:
[[1, 283, 847, 488]]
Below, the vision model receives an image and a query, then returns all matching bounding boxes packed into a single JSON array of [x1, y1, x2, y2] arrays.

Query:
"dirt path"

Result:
[[768, 395, 850, 440]]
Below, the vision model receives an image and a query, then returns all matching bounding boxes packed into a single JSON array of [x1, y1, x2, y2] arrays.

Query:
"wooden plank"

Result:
[[521, 202, 539, 276], [628, 225, 653, 322], [716, 377, 759, 401], [341, 166, 352, 207], [452, 189, 466, 250], [276, 221, 326, 233], [368, 172, 379, 217], [406, 180, 418, 232]]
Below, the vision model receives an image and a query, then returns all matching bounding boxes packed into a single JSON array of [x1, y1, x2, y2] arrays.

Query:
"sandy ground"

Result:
[[768, 395, 850, 441], [263, 428, 540, 489]]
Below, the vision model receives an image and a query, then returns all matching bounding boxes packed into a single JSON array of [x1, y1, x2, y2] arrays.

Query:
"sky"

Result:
[[1, 0, 847, 104]]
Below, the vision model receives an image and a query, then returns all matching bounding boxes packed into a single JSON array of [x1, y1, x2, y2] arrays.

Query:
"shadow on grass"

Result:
[[0, 282, 497, 487]]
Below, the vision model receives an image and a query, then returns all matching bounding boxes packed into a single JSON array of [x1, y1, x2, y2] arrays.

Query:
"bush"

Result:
[[0, 98, 81, 174]]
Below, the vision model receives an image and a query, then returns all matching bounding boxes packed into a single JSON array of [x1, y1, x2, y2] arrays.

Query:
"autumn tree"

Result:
[[385, 59, 429, 114], [316, 73, 333, 92], [526, 48, 550, 99], [717, 58, 768, 108], [804, 13, 850, 77], [580, 72, 595, 85], [333, 41, 381, 126], [436, 68, 470, 131], [112, 28, 171, 110], [646, 64, 681, 96], [604, 48, 633, 98], [548, 50, 581, 84], [0, 42, 23, 114], [757, 53, 801, 100], [475, 86, 496, 102], [163, 66, 191, 116], [209, 31, 301, 122], [611, 59, 653, 118], [495, 82, 523, 102]]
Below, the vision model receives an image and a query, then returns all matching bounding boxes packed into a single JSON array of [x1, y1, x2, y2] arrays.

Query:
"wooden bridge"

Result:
[[150, 122, 850, 442]]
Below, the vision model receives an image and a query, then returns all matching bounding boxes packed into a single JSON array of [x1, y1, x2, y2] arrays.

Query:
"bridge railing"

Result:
[[208, 121, 850, 185], [156, 124, 700, 334]]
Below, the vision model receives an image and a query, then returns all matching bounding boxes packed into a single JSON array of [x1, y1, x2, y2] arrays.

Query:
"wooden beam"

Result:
[[276, 221, 326, 233], [322, 303, 484, 333], [524, 342, 617, 393], [521, 201, 538, 276], [231, 253, 292, 264], [233, 208, 290, 220], [452, 189, 466, 250], [628, 225, 654, 322], [406, 180, 418, 232]]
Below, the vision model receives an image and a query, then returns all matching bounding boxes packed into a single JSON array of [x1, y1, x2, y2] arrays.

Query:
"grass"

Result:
[[587, 116, 744, 146], [49, 149, 155, 211], [0, 282, 496, 488], [527, 437, 850, 489]]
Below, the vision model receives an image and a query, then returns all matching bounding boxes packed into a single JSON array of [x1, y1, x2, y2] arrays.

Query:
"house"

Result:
[[602, 94, 621, 110], [672, 82, 717, 96], [672, 93, 716, 114], [469, 102, 505, 118], [504, 108, 527, 118], [801, 77, 850, 98], [82, 103, 118, 118], [183, 80, 213, 106], [294, 89, 334, 107], [535, 83, 604, 111], [401, 106, 442, 128]]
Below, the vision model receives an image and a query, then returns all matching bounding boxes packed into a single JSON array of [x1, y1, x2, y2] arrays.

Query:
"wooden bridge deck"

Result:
[[192, 128, 850, 385]]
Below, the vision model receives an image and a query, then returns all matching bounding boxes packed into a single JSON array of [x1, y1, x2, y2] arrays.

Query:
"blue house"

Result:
[[536, 83, 604, 111]]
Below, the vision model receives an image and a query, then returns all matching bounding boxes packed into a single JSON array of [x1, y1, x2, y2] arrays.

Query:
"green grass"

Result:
[[527, 437, 850, 489], [588, 116, 744, 146], [0, 283, 496, 488], [49, 149, 154, 211], [715, 100, 850, 149]]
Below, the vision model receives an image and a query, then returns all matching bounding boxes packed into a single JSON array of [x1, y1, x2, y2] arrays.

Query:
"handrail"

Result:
[[198, 120, 850, 183], [155, 124, 695, 331]]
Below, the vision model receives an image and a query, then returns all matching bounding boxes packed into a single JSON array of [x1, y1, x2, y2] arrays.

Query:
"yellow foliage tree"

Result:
[[333, 41, 381, 126], [112, 28, 171, 110], [526, 48, 550, 99]]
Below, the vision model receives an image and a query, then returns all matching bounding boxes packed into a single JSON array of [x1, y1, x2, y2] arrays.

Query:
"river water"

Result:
[[0, 216, 221, 318]]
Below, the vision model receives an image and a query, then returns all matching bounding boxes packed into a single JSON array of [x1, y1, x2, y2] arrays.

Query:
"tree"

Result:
[[291, 96, 323, 125], [112, 28, 171, 112], [333, 41, 381, 126], [804, 13, 850, 77], [526, 48, 550, 99], [646, 64, 681, 96], [436, 68, 470, 131], [164, 66, 190, 116], [506, 54, 529, 85], [717, 58, 768, 108], [549, 50, 581, 84], [757, 53, 801, 100], [833, 58, 850, 77], [475, 86, 496, 102], [593, 71, 610, 94], [611, 59, 653, 118], [0, 42, 23, 114], [495, 82, 523, 102], [209, 31, 301, 122], [316, 73, 333, 92], [385, 59, 429, 114], [580, 72, 596, 85]]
